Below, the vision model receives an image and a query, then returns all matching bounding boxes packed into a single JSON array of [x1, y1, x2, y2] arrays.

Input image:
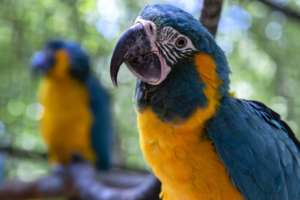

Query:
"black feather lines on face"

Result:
[[155, 27, 196, 66], [155, 42, 194, 66]]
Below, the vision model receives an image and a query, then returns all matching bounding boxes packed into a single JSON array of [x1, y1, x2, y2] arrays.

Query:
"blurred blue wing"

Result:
[[85, 76, 113, 170], [207, 98, 300, 200]]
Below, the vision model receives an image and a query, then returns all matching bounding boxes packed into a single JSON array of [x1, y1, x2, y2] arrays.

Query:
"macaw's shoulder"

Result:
[[206, 97, 300, 200]]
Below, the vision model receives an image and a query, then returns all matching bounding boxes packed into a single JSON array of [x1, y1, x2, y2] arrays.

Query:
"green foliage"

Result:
[[0, 0, 299, 180]]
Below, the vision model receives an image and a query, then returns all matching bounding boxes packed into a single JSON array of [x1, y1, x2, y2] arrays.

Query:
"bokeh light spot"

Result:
[[26, 103, 44, 121], [265, 21, 282, 41], [270, 96, 288, 118], [231, 81, 254, 99], [219, 5, 252, 34], [7, 100, 25, 117]]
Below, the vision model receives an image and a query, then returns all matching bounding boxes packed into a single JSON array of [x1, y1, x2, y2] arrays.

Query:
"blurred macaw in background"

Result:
[[110, 4, 300, 200], [32, 40, 112, 170]]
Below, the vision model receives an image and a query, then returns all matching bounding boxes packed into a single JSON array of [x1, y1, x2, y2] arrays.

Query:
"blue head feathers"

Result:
[[32, 40, 91, 81]]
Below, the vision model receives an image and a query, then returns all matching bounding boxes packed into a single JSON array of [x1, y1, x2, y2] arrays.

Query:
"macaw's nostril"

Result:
[[136, 18, 157, 37], [149, 24, 154, 34]]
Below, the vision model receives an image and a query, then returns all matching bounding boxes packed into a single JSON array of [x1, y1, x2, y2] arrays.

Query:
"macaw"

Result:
[[31, 40, 112, 170], [110, 4, 300, 200]]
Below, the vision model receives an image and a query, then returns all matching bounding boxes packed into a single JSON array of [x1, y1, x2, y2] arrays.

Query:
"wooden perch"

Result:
[[200, 0, 224, 37], [0, 161, 160, 200], [0, 170, 69, 199]]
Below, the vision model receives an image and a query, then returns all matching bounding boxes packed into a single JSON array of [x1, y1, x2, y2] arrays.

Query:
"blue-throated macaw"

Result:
[[32, 40, 112, 170], [110, 4, 300, 200]]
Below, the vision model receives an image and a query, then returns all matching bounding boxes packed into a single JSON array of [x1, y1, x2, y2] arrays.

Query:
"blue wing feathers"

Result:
[[247, 100, 300, 150], [206, 97, 300, 200], [85, 76, 113, 170]]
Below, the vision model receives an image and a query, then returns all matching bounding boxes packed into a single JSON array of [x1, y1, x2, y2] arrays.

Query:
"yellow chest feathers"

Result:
[[137, 54, 243, 200], [38, 77, 95, 164]]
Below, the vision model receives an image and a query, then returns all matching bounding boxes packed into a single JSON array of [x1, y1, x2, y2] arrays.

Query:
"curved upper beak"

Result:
[[110, 23, 152, 86], [31, 51, 51, 76]]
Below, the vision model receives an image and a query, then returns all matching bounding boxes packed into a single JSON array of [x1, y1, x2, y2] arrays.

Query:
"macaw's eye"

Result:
[[175, 36, 188, 48]]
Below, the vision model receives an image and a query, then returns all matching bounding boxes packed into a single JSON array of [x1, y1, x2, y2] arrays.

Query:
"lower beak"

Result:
[[110, 22, 169, 86]]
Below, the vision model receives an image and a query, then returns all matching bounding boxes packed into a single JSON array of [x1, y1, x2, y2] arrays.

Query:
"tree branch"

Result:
[[0, 171, 69, 199], [0, 146, 47, 160], [0, 162, 160, 200], [200, 0, 224, 37], [257, 0, 300, 22]]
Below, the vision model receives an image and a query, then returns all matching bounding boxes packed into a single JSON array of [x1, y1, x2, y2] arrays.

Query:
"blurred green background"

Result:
[[0, 0, 300, 181]]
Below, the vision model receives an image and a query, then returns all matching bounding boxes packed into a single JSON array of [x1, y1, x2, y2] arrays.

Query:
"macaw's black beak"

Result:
[[110, 22, 169, 86], [31, 51, 52, 76]]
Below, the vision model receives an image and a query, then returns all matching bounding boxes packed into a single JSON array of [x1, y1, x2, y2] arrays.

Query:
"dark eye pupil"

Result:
[[176, 37, 187, 48]]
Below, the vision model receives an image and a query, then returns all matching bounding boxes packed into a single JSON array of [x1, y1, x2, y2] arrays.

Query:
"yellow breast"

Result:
[[39, 77, 95, 165], [137, 54, 243, 200]]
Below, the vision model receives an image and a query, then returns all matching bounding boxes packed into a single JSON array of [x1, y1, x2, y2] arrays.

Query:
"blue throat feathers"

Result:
[[136, 60, 207, 121]]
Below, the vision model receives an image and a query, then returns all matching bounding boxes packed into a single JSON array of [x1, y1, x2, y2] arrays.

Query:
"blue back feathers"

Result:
[[65, 42, 91, 81], [85, 75, 113, 170]]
